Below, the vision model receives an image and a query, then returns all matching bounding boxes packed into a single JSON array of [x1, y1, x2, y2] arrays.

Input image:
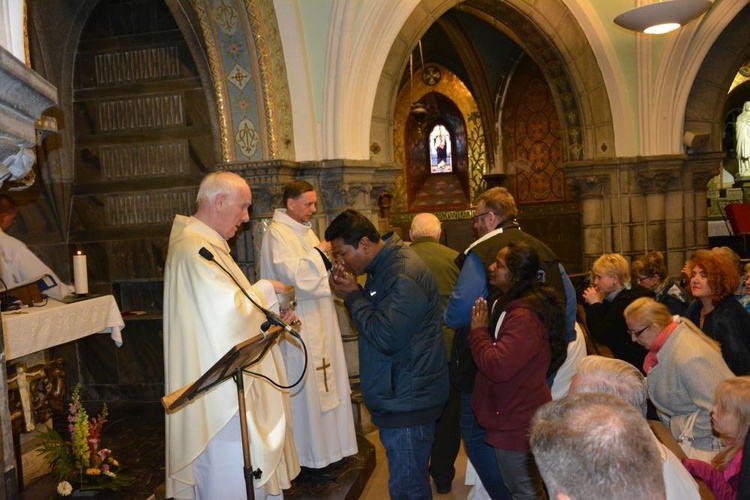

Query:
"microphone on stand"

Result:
[[198, 247, 301, 340]]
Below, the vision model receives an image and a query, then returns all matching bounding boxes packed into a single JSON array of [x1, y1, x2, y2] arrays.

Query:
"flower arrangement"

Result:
[[38, 385, 133, 495]]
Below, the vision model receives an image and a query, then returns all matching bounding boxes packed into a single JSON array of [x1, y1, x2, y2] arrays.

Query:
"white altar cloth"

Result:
[[3, 295, 124, 360]]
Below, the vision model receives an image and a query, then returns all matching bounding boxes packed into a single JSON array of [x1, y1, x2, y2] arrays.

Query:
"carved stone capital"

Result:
[[636, 171, 678, 194], [321, 182, 373, 213], [568, 175, 608, 199]]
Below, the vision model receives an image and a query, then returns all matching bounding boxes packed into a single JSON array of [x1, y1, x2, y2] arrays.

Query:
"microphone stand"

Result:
[[199, 247, 301, 340], [197, 246, 303, 499]]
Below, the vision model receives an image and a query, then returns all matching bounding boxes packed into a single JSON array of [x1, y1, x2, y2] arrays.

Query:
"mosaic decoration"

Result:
[[94, 46, 181, 85], [98, 95, 184, 131], [507, 76, 565, 203], [107, 190, 196, 226], [191, 0, 295, 162], [99, 142, 189, 178], [393, 64, 487, 211], [235, 117, 260, 158], [729, 60, 750, 94]]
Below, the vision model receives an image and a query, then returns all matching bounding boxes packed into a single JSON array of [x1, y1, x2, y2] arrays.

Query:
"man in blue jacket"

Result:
[[326, 209, 448, 500]]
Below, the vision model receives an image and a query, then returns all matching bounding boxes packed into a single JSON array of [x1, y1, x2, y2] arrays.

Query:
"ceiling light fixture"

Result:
[[614, 0, 712, 35]]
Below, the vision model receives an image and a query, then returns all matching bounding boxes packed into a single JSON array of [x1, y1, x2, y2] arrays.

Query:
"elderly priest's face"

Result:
[[215, 184, 252, 240]]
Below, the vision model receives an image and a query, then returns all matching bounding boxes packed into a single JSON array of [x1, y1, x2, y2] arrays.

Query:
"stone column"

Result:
[[635, 166, 679, 254], [565, 172, 608, 269]]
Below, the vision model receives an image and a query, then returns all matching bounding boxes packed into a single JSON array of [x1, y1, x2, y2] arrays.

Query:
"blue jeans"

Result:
[[379, 423, 435, 500], [460, 392, 511, 499]]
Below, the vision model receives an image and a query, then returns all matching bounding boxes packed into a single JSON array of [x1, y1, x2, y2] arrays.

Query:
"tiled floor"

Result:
[[360, 428, 473, 499]]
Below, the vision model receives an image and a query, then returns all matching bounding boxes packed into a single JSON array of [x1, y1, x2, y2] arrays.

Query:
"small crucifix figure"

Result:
[[316, 357, 331, 392]]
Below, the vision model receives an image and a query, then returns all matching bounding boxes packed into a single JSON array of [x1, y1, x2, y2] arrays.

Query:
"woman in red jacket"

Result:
[[470, 241, 566, 499]]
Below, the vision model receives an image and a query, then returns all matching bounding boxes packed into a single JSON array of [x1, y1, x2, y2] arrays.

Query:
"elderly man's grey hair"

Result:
[[571, 355, 648, 417], [409, 213, 442, 240], [196, 171, 248, 206], [531, 392, 665, 500]]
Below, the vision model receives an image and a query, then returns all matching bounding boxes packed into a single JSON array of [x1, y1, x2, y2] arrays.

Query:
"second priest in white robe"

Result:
[[259, 207, 358, 468]]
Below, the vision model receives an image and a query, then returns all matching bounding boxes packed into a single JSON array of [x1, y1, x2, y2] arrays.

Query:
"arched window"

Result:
[[429, 124, 452, 173]]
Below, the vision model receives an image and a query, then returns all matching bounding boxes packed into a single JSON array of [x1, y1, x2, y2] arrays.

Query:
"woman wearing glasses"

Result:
[[624, 297, 733, 461], [631, 251, 688, 315]]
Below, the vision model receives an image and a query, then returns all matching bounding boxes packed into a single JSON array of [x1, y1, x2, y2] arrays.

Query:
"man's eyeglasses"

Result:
[[627, 325, 649, 337], [473, 212, 496, 222], [635, 275, 651, 284]]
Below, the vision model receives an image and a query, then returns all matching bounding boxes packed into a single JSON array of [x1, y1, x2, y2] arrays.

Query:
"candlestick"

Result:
[[73, 251, 88, 294]]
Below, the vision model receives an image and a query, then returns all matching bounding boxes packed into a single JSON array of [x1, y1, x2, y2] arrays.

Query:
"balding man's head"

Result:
[[194, 171, 252, 240], [409, 213, 441, 241]]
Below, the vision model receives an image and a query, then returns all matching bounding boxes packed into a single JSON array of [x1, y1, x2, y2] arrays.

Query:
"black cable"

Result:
[[243, 328, 308, 389], [198, 246, 308, 389]]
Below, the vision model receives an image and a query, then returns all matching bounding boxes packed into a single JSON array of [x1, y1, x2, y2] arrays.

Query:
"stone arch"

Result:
[[683, 3, 750, 153], [393, 64, 484, 211], [370, 0, 614, 170]]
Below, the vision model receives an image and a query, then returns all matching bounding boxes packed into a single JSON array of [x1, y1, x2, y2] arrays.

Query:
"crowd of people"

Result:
[[13, 168, 746, 498], [158, 174, 750, 499]]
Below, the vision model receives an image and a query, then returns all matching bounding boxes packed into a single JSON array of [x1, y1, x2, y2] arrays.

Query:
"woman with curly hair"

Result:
[[685, 249, 750, 375], [632, 251, 688, 315], [469, 241, 567, 499], [683, 377, 750, 499]]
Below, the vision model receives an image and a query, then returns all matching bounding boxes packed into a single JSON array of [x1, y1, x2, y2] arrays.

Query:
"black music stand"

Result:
[[162, 326, 285, 500]]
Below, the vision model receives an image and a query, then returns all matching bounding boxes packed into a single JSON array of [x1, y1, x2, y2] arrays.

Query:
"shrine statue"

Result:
[[736, 101, 750, 177]]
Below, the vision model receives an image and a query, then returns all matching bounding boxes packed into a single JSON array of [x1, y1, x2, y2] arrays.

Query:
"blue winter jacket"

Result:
[[344, 232, 449, 427]]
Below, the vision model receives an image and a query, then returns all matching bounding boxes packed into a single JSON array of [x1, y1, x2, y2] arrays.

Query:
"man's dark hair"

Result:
[[282, 180, 315, 207], [325, 209, 380, 248], [497, 241, 567, 377]]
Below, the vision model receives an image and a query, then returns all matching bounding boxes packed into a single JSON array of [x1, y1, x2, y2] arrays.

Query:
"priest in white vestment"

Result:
[[0, 194, 74, 300], [164, 172, 299, 499], [259, 181, 357, 470]]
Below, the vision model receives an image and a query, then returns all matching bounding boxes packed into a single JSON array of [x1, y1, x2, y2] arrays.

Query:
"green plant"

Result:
[[37, 385, 133, 495]]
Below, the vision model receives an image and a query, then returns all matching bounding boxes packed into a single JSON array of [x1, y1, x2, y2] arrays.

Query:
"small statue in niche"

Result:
[[736, 101, 750, 178]]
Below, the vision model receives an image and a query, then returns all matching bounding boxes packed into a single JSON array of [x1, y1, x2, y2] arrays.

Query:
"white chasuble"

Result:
[[164, 215, 299, 499], [259, 209, 357, 468]]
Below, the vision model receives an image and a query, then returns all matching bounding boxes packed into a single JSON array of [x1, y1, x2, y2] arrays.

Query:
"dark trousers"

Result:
[[429, 382, 461, 488], [461, 392, 512, 499]]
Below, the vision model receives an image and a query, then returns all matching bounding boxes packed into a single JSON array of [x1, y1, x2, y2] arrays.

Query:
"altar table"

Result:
[[3, 295, 124, 361]]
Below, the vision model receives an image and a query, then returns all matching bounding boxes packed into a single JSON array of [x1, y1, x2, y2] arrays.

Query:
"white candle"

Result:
[[73, 251, 88, 294]]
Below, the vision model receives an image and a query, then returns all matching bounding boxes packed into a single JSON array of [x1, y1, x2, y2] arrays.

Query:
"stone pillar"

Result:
[[635, 166, 680, 254], [563, 155, 718, 280], [686, 154, 722, 255], [565, 172, 608, 270]]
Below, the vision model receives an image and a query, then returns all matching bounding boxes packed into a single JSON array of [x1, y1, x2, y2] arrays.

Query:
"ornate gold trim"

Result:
[[243, 0, 278, 159], [191, 0, 233, 162]]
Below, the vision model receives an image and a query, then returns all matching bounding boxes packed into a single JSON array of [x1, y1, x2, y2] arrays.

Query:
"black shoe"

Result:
[[436, 482, 452, 494], [299, 462, 345, 481]]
